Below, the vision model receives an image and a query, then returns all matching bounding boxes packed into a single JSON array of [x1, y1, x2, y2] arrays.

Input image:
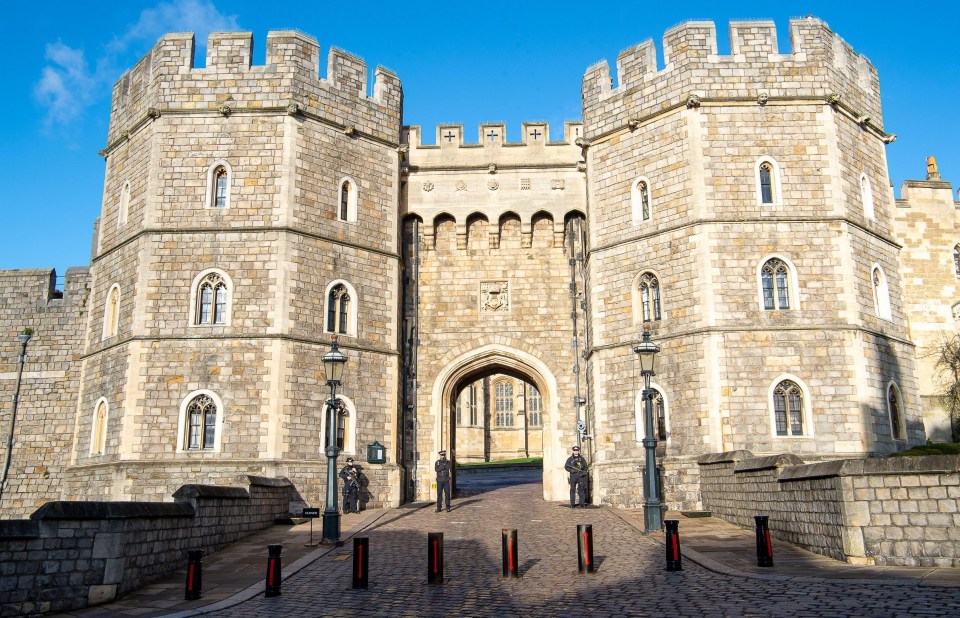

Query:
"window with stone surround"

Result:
[[887, 382, 905, 441], [205, 160, 232, 209], [635, 384, 668, 442], [191, 270, 231, 326], [320, 394, 357, 455], [872, 265, 892, 321], [176, 390, 223, 452], [953, 245, 960, 279], [118, 181, 130, 227], [634, 272, 661, 322], [457, 382, 479, 426], [495, 380, 514, 427], [631, 177, 653, 223], [860, 173, 875, 220], [761, 258, 790, 310], [102, 284, 121, 340], [771, 378, 806, 437], [526, 383, 543, 428], [325, 281, 357, 336], [90, 398, 108, 456], [755, 157, 782, 206], [337, 177, 358, 223]]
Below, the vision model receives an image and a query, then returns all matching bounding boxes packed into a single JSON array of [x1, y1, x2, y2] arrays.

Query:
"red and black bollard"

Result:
[[754, 515, 774, 567], [352, 537, 369, 589], [664, 520, 683, 571], [427, 532, 444, 585], [184, 549, 203, 600], [265, 544, 283, 597], [577, 524, 594, 574], [501, 529, 520, 579]]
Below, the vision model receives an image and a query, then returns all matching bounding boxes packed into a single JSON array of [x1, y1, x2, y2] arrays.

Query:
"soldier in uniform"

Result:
[[564, 446, 589, 507], [435, 450, 452, 512], [339, 457, 361, 513]]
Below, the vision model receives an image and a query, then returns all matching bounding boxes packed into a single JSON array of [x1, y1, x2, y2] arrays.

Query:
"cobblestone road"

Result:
[[209, 481, 960, 617]]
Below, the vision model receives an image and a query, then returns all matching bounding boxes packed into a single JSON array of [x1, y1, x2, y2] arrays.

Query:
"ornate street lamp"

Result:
[[633, 327, 662, 532], [1, 329, 33, 507], [321, 338, 347, 545]]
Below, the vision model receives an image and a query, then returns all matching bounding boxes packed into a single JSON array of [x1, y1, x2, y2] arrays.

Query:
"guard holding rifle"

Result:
[[564, 445, 589, 508], [339, 457, 361, 513]]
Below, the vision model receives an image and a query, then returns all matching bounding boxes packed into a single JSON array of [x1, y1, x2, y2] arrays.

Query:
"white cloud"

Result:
[[35, 0, 240, 131]]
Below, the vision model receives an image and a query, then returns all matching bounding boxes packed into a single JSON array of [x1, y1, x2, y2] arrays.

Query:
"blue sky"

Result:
[[1, 0, 957, 275]]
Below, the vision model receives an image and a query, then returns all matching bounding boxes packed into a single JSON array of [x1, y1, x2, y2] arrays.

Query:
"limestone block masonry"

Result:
[[0, 17, 940, 518]]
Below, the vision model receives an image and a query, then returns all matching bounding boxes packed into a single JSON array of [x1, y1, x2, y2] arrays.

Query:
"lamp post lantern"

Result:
[[633, 327, 662, 532], [321, 338, 347, 545], [1, 330, 33, 507]]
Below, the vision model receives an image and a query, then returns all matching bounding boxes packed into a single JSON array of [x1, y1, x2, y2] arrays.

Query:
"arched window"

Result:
[[631, 177, 653, 223], [118, 181, 130, 227], [755, 157, 782, 206], [526, 383, 543, 428], [773, 379, 805, 437], [185, 394, 217, 450], [194, 272, 229, 325], [887, 382, 905, 441], [327, 284, 351, 334], [872, 265, 892, 321], [337, 177, 358, 223], [636, 272, 661, 322], [635, 384, 668, 442], [205, 161, 232, 209], [320, 395, 357, 455], [761, 259, 790, 310], [495, 381, 514, 427], [953, 244, 960, 279], [457, 383, 479, 426], [336, 408, 349, 451], [90, 398, 108, 456], [860, 173, 875, 219], [102, 284, 120, 340]]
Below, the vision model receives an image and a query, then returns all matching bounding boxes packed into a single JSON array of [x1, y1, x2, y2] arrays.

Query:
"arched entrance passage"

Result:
[[429, 344, 564, 501]]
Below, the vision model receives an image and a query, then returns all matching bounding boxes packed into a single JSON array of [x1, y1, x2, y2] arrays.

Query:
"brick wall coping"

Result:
[[172, 485, 250, 500], [247, 475, 294, 488], [30, 501, 194, 520], [696, 450, 754, 465], [734, 453, 804, 473], [778, 454, 960, 482]]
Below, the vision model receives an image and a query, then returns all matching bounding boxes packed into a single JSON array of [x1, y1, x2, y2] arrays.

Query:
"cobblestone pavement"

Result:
[[205, 481, 960, 618]]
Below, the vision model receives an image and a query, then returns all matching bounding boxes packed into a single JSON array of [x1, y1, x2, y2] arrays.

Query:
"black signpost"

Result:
[[303, 508, 320, 547]]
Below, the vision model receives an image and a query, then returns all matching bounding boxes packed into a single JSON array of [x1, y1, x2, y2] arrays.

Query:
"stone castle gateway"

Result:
[[4, 16, 958, 520]]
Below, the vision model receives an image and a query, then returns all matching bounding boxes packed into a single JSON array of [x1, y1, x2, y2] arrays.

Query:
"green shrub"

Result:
[[891, 441, 960, 457]]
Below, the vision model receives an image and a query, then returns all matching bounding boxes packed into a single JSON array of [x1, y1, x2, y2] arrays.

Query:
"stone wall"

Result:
[[699, 451, 960, 567], [0, 476, 291, 616]]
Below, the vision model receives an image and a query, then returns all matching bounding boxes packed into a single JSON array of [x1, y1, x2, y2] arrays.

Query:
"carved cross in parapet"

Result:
[[444, 131, 456, 142], [530, 129, 541, 140], [487, 130, 498, 141]]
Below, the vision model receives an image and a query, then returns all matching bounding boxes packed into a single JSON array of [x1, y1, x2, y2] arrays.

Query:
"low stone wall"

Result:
[[0, 476, 292, 616], [698, 451, 960, 567]]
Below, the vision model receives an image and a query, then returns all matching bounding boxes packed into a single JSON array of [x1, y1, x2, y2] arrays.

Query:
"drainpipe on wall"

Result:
[[0, 330, 33, 507]]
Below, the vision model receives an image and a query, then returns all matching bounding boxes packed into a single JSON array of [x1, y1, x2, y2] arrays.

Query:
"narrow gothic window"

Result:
[[860, 174, 875, 219], [458, 383, 479, 426], [638, 273, 661, 322], [495, 381, 514, 427], [340, 181, 350, 221], [953, 244, 960, 278], [186, 394, 217, 450], [469, 384, 478, 426], [761, 259, 790, 310], [638, 181, 650, 221], [631, 177, 653, 223], [759, 163, 774, 205], [773, 380, 804, 437], [872, 266, 891, 320], [105, 285, 120, 338], [196, 273, 228, 325], [652, 388, 666, 441], [326, 284, 351, 334], [337, 409, 348, 450], [91, 401, 107, 456], [119, 182, 130, 226], [527, 384, 543, 428], [888, 384, 905, 441], [214, 166, 228, 208]]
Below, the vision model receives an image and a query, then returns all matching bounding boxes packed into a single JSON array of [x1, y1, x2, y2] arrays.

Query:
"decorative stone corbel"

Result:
[[827, 93, 841, 107], [575, 137, 589, 148], [488, 163, 497, 174], [98, 149, 108, 158], [147, 107, 160, 119], [218, 104, 232, 116], [343, 125, 356, 136], [686, 94, 701, 109], [882, 133, 897, 144], [757, 93, 769, 106], [627, 118, 639, 131], [286, 103, 300, 116], [577, 161, 587, 173], [397, 144, 410, 155]]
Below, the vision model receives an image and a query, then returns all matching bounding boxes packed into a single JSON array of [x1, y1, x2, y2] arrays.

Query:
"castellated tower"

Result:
[[70, 31, 404, 506], [582, 18, 921, 510]]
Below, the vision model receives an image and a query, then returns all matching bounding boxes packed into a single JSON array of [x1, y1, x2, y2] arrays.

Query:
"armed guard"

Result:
[[564, 446, 589, 508], [435, 450, 452, 512], [339, 457, 361, 513]]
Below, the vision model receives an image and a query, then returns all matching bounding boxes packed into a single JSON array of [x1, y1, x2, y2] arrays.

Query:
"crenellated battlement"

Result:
[[106, 30, 403, 149], [582, 17, 883, 140], [402, 122, 583, 169]]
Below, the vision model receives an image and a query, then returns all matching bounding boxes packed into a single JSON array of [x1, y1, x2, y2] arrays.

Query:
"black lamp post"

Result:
[[321, 338, 347, 545], [633, 327, 662, 532], [1, 330, 33, 507]]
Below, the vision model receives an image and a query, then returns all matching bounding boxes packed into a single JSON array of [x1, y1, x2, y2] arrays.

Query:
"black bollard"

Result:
[[184, 549, 203, 600], [427, 532, 444, 585], [352, 537, 369, 589], [265, 544, 283, 597], [664, 520, 683, 571], [755, 515, 774, 567], [501, 529, 520, 579], [577, 524, 594, 574]]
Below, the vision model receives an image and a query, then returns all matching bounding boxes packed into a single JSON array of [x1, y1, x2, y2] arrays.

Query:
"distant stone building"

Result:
[[0, 17, 937, 518]]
